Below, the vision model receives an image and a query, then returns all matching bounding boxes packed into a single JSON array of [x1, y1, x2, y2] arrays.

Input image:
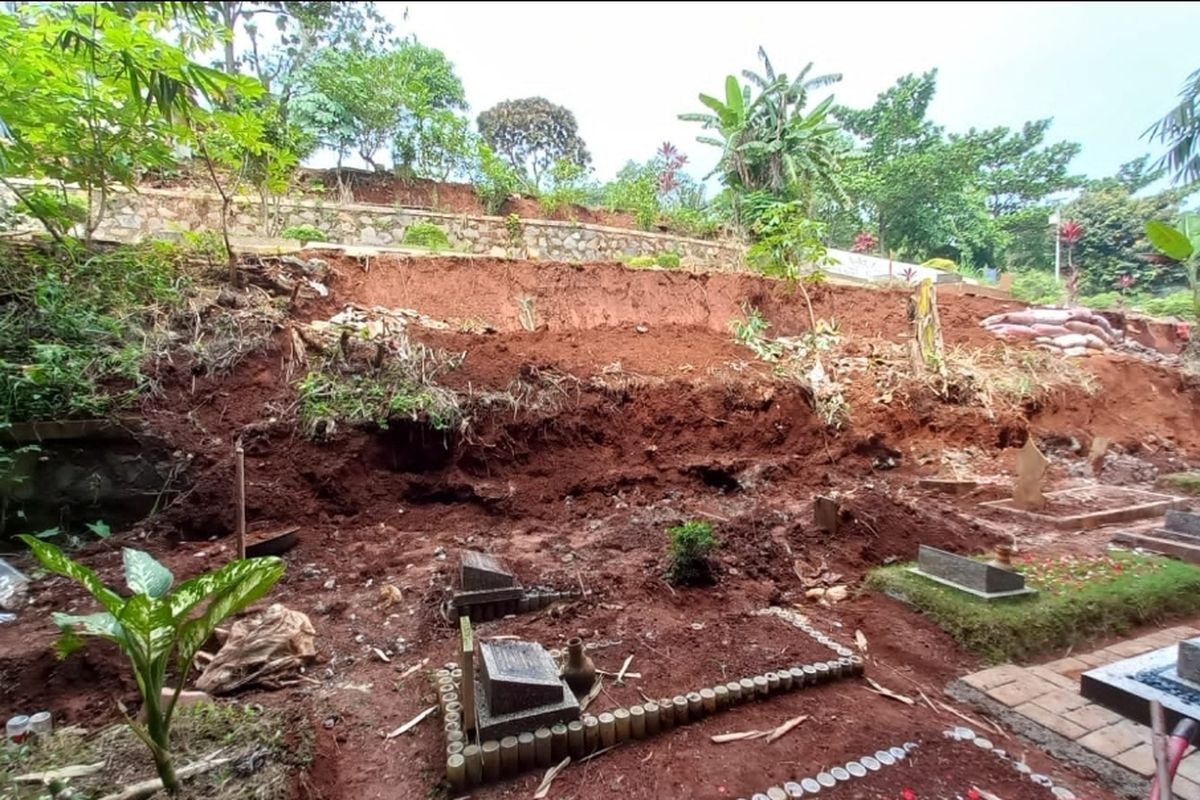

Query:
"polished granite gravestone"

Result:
[[908, 544, 1035, 600], [1081, 640, 1200, 734], [474, 640, 579, 739]]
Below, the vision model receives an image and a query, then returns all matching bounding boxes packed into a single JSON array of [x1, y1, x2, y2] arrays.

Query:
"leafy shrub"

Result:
[[280, 224, 328, 245], [602, 161, 660, 230], [656, 251, 681, 269], [627, 255, 656, 269], [1140, 290, 1197, 320], [1080, 291, 1122, 310], [402, 222, 451, 251], [18, 534, 285, 792], [1009, 269, 1064, 306], [538, 158, 591, 218], [665, 520, 718, 586], [473, 142, 521, 215], [921, 257, 957, 272], [662, 206, 721, 239]]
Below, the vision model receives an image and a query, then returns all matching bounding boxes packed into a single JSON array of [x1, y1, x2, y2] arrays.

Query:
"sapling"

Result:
[[665, 520, 718, 586], [18, 535, 285, 794]]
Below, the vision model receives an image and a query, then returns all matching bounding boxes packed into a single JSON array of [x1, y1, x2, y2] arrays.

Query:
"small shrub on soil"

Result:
[[665, 520, 718, 586], [474, 142, 521, 215], [868, 551, 1200, 663], [1158, 472, 1200, 496], [626, 255, 656, 269], [401, 222, 451, 251], [1010, 269, 1064, 306], [656, 251, 681, 269], [280, 224, 328, 245]]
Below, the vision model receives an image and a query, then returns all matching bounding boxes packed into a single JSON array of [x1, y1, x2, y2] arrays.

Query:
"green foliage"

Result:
[[477, 97, 591, 191], [680, 48, 846, 217], [921, 257, 957, 272], [665, 520, 718, 586], [1159, 472, 1200, 496], [473, 142, 521, 215], [0, 242, 188, 423], [1141, 290, 1197, 320], [537, 158, 592, 218], [626, 255, 657, 269], [1009, 269, 1064, 306], [602, 161, 661, 230], [17, 534, 284, 792], [1064, 185, 1183, 294], [661, 206, 722, 239], [407, 110, 475, 182], [293, 41, 466, 171], [868, 552, 1200, 663], [297, 364, 462, 440], [280, 224, 328, 245], [745, 200, 831, 281], [401, 222, 450, 251], [0, 4, 247, 242], [1145, 67, 1200, 184], [656, 251, 681, 269]]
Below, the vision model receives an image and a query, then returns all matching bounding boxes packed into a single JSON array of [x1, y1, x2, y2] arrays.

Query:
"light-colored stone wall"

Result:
[[2, 182, 744, 269]]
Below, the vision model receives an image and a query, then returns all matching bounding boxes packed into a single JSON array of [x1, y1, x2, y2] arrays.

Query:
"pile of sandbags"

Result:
[[980, 307, 1122, 357]]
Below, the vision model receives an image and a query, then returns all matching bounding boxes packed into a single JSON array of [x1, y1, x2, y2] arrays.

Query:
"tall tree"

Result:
[[1145, 67, 1200, 185], [477, 97, 591, 191]]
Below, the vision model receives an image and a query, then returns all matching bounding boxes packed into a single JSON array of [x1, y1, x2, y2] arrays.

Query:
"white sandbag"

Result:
[[980, 312, 1010, 327], [989, 324, 1041, 339], [1032, 323, 1072, 337], [1061, 346, 1089, 357], [1051, 333, 1089, 349], [1025, 308, 1073, 323], [1083, 333, 1109, 350], [1064, 320, 1114, 345]]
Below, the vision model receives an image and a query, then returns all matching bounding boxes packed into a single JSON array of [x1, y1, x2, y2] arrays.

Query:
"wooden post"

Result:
[[1151, 700, 1174, 800], [235, 442, 246, 560], [459, 616, 476, 737]]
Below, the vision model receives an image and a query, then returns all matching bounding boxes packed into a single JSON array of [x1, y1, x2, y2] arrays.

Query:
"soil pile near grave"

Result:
[[4, 252, 1194, 799]]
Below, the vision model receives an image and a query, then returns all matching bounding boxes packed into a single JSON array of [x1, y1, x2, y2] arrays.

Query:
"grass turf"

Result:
[[867, 550, 1200, 663]]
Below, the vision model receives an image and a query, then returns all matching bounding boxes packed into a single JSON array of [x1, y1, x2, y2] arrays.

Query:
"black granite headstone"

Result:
[[1166, 511, 1200, 540], [911, 544, 1032, 599], [480, 640, 563, 715]]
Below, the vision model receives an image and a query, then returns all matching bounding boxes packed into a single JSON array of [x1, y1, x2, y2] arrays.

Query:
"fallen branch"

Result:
[[395, 658, 429, 682], [711, 729, 766, 743], [865, 677, 914, 705], [580, 676, 604, 712], [596, 669, 642, 679], [937, 700, 1009, 740], [97, 751, 230, 800], [765, 714, 808, 744], [384, 705, 437, 739], [532, 756, 571, 799], [14, 762, 105, 784]]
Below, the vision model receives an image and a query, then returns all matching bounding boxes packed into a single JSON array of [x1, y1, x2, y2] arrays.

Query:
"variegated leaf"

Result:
[[18, 535, 123, 615], [118, 593, 177, 665], [177, 557, 284, 665], [168, 556, 283, 622], [123, 548, 173, 598]]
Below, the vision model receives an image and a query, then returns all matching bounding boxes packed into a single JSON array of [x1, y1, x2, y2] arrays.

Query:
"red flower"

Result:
[[901, 789, 917, 800]]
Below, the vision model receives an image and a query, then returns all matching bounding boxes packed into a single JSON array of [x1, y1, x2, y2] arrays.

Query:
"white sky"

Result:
[[381, 1, 1200, 184]]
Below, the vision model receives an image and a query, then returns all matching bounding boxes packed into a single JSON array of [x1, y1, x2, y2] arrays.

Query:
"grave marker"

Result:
[[1013, 438, 1049, 511], [461, 550, 515, 590], [475, 640, 580, 739], [814, 496, 840, 534], [1179, 638, 1200, 684], [909, 544, 1034, 600], [460, 616, 476, 735]]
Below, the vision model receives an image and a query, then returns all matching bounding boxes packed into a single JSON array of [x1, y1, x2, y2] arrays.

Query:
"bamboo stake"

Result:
[[1151, 700, 1173, 800], [235, 441, 246, 560]]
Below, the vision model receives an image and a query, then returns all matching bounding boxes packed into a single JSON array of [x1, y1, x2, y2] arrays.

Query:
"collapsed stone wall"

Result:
[[2, 183, 744, 269]]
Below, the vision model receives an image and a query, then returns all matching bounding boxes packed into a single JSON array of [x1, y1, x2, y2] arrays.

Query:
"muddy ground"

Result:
[[4, 255, 1200, 799]]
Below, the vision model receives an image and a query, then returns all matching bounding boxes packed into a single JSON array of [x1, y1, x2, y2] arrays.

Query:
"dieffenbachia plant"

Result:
[[1146, 214, 1200, 323], [17, 535, 285, 793]]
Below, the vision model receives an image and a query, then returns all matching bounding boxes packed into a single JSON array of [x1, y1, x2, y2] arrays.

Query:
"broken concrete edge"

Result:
[[980, 492, 1187, 531], [906, 567, 1037, 601], [944, 679, 1147, 800], [1110, 531, 1200, 565]]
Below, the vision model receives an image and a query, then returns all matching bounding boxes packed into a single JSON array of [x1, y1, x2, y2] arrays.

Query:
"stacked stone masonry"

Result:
[[1, 183, 743, 269]]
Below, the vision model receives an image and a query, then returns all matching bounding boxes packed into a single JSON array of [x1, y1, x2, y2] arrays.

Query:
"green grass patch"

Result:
[[867, 551, 1200, 663], [1157, 472, 1200, 496], [400, 222, 450, 251]]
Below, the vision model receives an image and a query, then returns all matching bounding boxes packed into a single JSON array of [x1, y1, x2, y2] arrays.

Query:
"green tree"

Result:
[[477, 97, 591, 191], [293, 40, 466, 172], [1145, 67, 1200, 184]]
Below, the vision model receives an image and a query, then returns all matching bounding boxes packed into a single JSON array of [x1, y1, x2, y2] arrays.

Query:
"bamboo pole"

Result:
[[235, 442, 246, 560]]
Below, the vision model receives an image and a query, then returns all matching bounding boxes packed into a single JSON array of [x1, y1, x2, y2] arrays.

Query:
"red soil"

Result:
[[4, 253, 1197, 799]]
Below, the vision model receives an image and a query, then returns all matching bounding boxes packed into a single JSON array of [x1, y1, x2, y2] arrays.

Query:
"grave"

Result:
[[1081, 640, 1200, 735], [453, 550, 524, 620], [474, 640, 580, 739], [1012, 438, 1049, 510], [916, 477, 979, 496], [908, 544, 1035, 600], [814, 496, 840, 534], [981, 485, 1185, 530], [1111, 508, 1200, 564]]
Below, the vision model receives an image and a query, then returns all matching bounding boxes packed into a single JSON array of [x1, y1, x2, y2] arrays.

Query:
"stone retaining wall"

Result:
[[2, 182, 744, 269]]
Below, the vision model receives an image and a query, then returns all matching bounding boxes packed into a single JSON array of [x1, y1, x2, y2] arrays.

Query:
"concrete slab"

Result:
[[981, 485, 1185, 530]]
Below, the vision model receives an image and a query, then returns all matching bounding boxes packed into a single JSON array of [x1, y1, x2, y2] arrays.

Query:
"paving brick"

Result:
[[1165, 625, 1200, 640], [1175, 775, 1200, 800], [987, 675, 1058, 707], [1030, 688, 1089, 714], [1176, 750, 1200, 784], [1040, 656, 1090, 675], [1028, 666, 1077, 690], [1106, 637, 1164, 657], [961, 663, 1027, 691], [1114, 742, 1156, 776], [1062, 703, 1121, 732], [1077, 720, 1149, 757], [1075, 651, 1114, 667], [1014, 701, 1088, 740]]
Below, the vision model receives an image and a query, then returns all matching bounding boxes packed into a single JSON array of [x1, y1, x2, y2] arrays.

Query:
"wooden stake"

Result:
[[1151, 700, 1173, 800], [235, 442, 246, 560]]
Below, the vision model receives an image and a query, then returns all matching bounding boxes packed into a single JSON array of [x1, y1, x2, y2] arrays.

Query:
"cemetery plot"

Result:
[[980, 485, 1186, 530]]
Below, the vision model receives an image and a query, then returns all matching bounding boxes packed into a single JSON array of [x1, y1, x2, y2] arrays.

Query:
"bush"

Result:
[[402, 222, 451, 251], [602, 161, 660, 231], [921, 257, 957, 272], [538, 158, 592, 218], [1009, 269, 1064, 306], [1080, 291, 1122, 310], [656, 251, 681, 269], [1140, 290, 1196, 320], [280, 224, 328, 245], [626, 255, 656, 269], [662, 206, 721, 239], [665, 520, 718, 586], [474, 142, 521, 215]]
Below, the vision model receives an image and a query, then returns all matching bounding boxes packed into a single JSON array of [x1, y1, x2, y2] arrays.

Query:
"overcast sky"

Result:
[[382, 1, 1200, 184]]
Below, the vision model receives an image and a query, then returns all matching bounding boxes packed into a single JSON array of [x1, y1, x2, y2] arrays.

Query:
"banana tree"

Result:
[[679, 74, 755, 190], [1146, 214, 1200, 320], [18, 535, 285, 793]]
